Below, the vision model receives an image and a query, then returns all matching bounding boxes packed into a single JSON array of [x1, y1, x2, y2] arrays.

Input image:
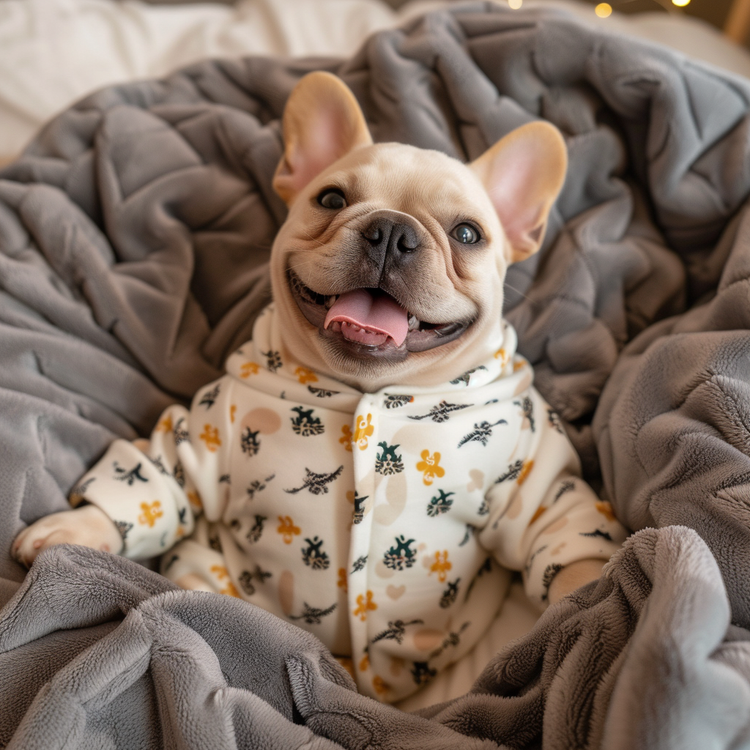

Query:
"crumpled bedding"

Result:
[[2, 3, 750, 748]]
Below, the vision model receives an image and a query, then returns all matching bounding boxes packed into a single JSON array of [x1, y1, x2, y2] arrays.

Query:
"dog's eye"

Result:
[[451, 223, 480, 244], [317, 188, 347, 210]]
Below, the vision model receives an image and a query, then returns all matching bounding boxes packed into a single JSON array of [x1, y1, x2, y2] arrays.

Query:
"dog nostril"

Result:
[[362, 227, 382, 244], [397, 236, 418, 253]]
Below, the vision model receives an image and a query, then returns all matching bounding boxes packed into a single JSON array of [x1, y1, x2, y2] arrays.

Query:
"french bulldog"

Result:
[[13, 72, 624, 703]]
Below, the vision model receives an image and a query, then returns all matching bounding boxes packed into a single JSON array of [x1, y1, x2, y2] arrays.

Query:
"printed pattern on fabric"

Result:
[[75, 304, 627, 703]]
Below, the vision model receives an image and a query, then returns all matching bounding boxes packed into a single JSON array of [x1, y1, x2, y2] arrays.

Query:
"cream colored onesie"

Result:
[[72, 304, 626, 703]]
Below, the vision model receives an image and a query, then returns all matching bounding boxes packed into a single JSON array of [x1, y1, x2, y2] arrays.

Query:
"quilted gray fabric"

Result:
[[2, 3, 750, 747]]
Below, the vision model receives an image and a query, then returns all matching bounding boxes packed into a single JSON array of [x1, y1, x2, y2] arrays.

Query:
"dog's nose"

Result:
[[362, 218, 420, 256]]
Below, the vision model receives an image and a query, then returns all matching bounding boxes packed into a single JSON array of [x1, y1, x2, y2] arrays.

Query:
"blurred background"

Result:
[[1, 0, 750, 166]]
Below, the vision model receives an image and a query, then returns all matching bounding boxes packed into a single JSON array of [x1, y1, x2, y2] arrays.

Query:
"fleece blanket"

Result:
[[2, 3, 750, 747]]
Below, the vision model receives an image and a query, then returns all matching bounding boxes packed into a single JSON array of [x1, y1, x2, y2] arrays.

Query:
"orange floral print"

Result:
[[156, 415, 173, 433], [277, 515, 301, 544], [337, 568, 348, 593], [294, 367, 318, 385], [353, 591, 377, 621], [429, 551, 452, 583], [210, 565, 240, 598], [339, 424, 354, 452], [353, 414, 374, 450], [138, 501, 163, 527], [416, 450, 445, 486], [199, 424, 222, 452], [596, 501, 616, 522], [240, 362, 260, 378]]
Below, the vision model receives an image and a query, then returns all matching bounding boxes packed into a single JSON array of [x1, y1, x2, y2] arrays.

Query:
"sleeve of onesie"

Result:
[[478, 387, 628, 608], [69, 378, 235, 560]]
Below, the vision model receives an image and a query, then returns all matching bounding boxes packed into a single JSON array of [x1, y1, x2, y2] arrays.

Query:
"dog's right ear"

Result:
[[273, 72, 373, 205]]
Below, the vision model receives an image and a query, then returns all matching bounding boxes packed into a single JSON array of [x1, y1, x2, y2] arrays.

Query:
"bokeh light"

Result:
[[594, 3, 613, 17], [508, 0, 523, 8]]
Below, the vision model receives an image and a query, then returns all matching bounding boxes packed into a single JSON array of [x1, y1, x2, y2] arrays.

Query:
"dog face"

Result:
[[270, 72, 567, 392]]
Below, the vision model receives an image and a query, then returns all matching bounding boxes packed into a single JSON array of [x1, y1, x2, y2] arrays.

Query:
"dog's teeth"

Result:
[[408, 314, 420, 331], [325, 296, 338, 309]]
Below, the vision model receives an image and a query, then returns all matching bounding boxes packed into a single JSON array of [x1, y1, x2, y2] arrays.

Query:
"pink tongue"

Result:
[[324, 289, 409, 347]]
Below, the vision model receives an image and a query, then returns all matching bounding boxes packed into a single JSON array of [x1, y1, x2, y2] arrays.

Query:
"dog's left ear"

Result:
[[470, 122, 567, 263], [273, 71, 373, 205]]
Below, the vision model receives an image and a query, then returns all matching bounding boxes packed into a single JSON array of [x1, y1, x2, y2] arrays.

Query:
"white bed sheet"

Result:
[[2, 0, 750, 164]]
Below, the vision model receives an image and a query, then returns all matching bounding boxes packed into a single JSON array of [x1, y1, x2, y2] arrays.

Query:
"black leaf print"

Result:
[[411, 661, 436, 686], [173, 461, 185, 488], [524, 545, 549, 577], [238, 564, 272, 595], [198, 384, 221, 409], [149, 456, 170, 476], [114, 520, 133, 541], [247, 515, 267, 543], [383, 394, 413, 409], [240, 428, 261, 456], [450, 366, 487, 386], [459, 524, 475, 547], [351, 555, 368, 574], [308, 385, 337, 398], [289, 601, 337, 625], [173, 418, 189, 445], [554, 480, 576, 501], [290, 406, 325, 436], [375, 442, 404, 475], [579, 529, 614, 542], [494, 460, 524, 484], [352, 491, 368, 525], [548, 408, 564, 434], [514, 396, 535, 432], [408, 400, 471, 423], [301, 536, 330, 570], [372, 619, 424, 645], [383, 536, 418, 571], [219, 474, 231, 484], [261, 350, 282, 372], [113, 462, 148, 486], [427, 490, 454, 517], [439, 579, 461, 609], [429, 622, 470, 659], [284, 466, 344, 495], [246, 474, 275, 500], [457, 418, 508, 448]]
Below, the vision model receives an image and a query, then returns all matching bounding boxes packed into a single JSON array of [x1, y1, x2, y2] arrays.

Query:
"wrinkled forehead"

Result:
[[311, 143, 494, 217]]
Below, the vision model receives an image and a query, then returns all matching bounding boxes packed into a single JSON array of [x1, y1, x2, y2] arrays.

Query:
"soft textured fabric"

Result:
[[3, 3, 750, 748], [79, 303, 624, 703]]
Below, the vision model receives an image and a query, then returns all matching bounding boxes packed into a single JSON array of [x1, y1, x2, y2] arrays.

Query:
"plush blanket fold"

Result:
[[3, 3, 750, 747]]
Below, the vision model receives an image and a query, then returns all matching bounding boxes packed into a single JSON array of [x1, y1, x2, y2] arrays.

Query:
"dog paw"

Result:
[[12, 505, 123, 568]]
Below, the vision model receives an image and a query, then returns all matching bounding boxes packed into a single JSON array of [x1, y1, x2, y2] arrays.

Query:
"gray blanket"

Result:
[[2, 3, 750, 747]]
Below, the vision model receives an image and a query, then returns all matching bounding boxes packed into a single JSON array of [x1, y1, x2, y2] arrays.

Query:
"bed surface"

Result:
[[3, 2, 750, 748]]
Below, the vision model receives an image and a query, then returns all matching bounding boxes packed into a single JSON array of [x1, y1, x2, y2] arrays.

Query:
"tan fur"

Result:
[[270, 71, 567, 392]]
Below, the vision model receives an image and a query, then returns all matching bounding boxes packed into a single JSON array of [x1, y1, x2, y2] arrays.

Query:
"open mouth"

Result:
[[287, 269, 472, 354]]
